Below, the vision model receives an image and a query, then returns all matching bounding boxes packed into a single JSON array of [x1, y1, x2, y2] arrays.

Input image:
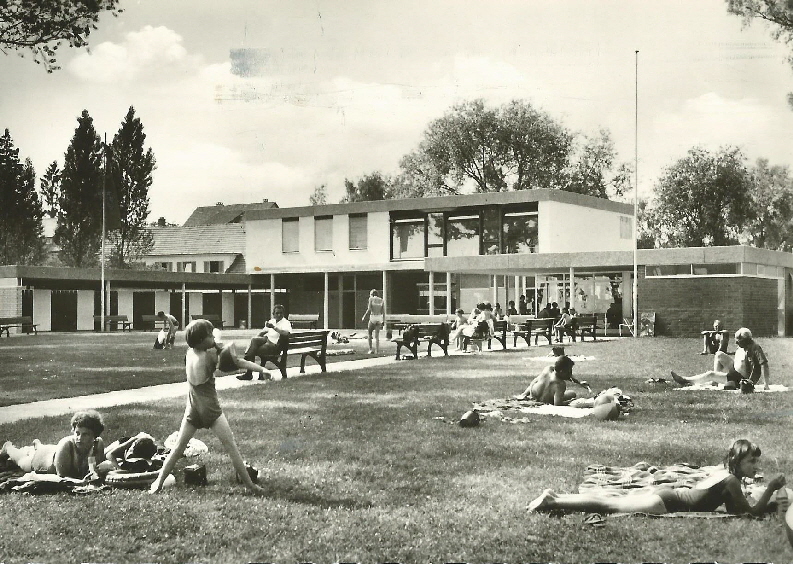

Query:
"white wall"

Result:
[[188, 292, 203, 316], [244, 211, 391, 272], [76, 290, 94, 331], [538, 201, 634, 253], [222, 292, 235, 327], [117, 290, 134, 317], [33, 290, 51, 332], [155, 291, 171, 315]]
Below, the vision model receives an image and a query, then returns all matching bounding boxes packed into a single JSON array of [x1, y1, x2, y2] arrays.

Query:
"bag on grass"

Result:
[[184, 464, 208, 486]]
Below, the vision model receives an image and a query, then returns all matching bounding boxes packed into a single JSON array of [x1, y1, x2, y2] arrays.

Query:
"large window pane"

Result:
[[282, 219, 299, 253], [349, 214, 367, 250], [446, 215, 479, 257], [693, 263, 739, 275], [482, 208, 499, 255], [427, 213, 444, 257], [315, 216, 333, 251], [392, 219, 425, 259], [503, 212, 537, 254]]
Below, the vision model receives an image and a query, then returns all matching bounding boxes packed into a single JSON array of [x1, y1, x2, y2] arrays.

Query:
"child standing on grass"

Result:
[[149, 319, 266, 495]]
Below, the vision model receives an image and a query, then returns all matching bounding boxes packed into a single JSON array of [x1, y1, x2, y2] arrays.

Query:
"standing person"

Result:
[[238, 304, 292, 381], [518, 295, 528, 315], [362, 289, 385, 354], [150, 319, 265, 495], [157, 311, 179, 349], [671, 327, 770, 390], [528, 439, 786, 516]]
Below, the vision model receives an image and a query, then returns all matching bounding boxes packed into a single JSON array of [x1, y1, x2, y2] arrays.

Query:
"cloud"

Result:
[[68, 26, 200, 83]]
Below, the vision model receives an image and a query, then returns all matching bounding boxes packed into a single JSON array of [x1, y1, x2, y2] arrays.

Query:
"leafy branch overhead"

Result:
[[0, 0, 121, 72]]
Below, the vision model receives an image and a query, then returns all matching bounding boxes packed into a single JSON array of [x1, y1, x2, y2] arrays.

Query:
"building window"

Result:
[[392, 218, 425, 260], [446, 214, 479, 257], [204, 261, 224, 273], [620, 216, 633, 239], [177, 261, 196, 273], [427, 213, 444, 257], [158, 262, 172, 271], [315, 216, 333, 251], [503, 211, 538, 254], [349, 214, 368, 250], [282, 218, 299, 253], [481, 208, 500, 255]]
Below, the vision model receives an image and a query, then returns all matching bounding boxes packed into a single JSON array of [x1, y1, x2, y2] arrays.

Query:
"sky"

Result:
[[2, 0, 793, 225]]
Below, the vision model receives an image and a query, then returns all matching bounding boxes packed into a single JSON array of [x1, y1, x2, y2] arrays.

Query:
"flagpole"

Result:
[[633, 50, 639, 339], [101, 133, 107, 332]]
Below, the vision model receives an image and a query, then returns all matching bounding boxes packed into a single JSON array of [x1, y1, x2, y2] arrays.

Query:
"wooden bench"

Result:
[[0, 316, 38, 337], [392, 322, 450, 360], [513, 318, 554, 347], [190, 314, 226, 329], [251, 329, 329, 379], [462, 319, 510, 352], [289, 313, 320, 329], [139, 314, 162, 331], [386, 314, 452, 335], [573, 314, 601, 342], [94, 315, 132, 331]]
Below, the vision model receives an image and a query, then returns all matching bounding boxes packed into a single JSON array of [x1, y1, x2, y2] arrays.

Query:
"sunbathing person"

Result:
[[528, 439, 785, 515], [671, 327, 770, 390], [515, 355, 589, 405], [1, 410, 115, 480]]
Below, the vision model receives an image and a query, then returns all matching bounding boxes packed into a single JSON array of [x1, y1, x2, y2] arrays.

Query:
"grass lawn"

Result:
[[0, 329, 388, 407], [0, 335, 792, 563]]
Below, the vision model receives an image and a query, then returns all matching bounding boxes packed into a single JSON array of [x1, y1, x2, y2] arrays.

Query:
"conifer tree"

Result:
[[106, 106, 155, 268], [0, 129, 46, 265], [54, 110, 104, 267], [40, 161, 61, 218]]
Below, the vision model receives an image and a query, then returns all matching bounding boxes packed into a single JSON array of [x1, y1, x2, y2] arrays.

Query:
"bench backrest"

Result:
[[192, 314, 220, 320], [0, 316, 33, 325], [94, 315, 128, 321], [402, 322, 450, 341], [574, 314, 598, 327], [493, 320, 508, 331], [289, 314, 319, 321], [518, 318, 553, 330], [287, 330, 329, 350], [386, 314, 452, 325]]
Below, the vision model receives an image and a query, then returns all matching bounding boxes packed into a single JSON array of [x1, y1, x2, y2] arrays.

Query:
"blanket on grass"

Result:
[[673, 383, 789, 393], [474, 398, 593, 420], [576, 461, 772, 520], [0, 471, 108, 494]]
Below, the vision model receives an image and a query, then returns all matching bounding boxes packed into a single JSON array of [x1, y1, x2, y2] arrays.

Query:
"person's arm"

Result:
[[552, 382, 569, 406], [760, 362, 770, 390], [53, 436, 77, 478], [725, 473, 785, 516], [362, 298, 372, 321]]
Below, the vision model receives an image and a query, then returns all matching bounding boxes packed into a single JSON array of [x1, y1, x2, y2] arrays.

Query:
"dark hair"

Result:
[[272, 304, 285, 313], [554, 355, 575, 377], [70, 410, 105, 436], [455, 308, 464, 315], [185, 319, 214, 348], [157, 311, 165, 317], [725, 439, 761, 478]]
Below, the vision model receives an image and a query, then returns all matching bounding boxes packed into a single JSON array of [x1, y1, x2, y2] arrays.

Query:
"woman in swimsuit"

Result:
[[362, 289, 385, 354], [528, 439, 786, 515]]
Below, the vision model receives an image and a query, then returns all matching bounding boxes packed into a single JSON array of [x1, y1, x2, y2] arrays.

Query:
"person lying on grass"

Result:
[[1, 410, 116, 480], [149, 319, 266, 495], [671, 327, 770, 391], [528, 439, 786, 516], [515, 355, 590, 406]]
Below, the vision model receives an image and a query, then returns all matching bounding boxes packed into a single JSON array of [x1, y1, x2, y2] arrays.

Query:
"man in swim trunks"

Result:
[[515, 355, 586, 406]]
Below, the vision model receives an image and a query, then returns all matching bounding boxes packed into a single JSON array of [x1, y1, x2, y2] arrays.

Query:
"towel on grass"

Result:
[[576, 461, 771, 519], [0, 471, 108, 494], [673, 383, 788, 393], [473, 398, 594, 419]]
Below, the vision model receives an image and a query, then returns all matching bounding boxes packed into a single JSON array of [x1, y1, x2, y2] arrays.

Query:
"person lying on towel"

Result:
[[528, 439, 786, 516], [515, 355, 590, 406]]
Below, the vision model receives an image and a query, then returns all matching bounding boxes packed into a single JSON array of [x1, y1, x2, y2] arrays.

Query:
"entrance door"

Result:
[[51, 290, 78, 332], [133, 291, 155, 329]]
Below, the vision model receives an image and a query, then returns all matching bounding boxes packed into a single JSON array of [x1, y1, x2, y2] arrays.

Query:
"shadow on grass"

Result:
[[260, 475, 374, 510]]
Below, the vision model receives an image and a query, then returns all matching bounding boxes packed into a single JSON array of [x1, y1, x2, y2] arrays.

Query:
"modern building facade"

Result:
[[1, 190, 792, 336]]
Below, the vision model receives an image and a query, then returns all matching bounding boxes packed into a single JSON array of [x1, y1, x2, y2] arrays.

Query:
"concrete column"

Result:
[[247, 284, 252, 329], [324, 272, 329, 330], [428, 271, 434, 315], [446, 272, 452, 315], [270, 274, 275, 313], [181, 283, 186, 328]]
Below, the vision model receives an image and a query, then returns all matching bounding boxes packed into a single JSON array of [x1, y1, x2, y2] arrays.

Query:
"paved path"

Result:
[[0, 354, 399, 425]]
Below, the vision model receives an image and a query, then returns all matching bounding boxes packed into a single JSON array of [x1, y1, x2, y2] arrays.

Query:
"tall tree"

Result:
[[340, 172, 393, 203], [564, 129, 632, 199], [106, 106, 155, 268], [54, 109, 104, 267], [743, 158, 793, 250], [309, 184, 328, 206], [40, 160, 61, 218], [650, 146, 753, 247], [0, 129, 46, 265], [726, 0, 793, 108], [0, 0, 121, 72]]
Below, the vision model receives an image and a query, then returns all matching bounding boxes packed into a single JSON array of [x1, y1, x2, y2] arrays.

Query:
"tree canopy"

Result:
[[341, 172, 393, 203], [0, 0, 121, 72], [743, 158, 793, 250], [726, 0, 793, 107], [0, 129, 46, 265], [644, 146, 753, 247]]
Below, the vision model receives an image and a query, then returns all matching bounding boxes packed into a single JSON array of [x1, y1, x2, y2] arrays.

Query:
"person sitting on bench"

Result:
[[238, 304, 292, 381]]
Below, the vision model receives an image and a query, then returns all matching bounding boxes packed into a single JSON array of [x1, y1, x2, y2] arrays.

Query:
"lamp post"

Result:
[[101, 133, 107, 332]]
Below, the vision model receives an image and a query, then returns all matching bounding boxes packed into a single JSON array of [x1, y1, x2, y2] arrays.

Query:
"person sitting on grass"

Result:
[[515, 355, 590, 405], [149, 319, 266, 495], [671, 327, 770, 390], [528, 439, 786, 516], [701, 319, 729, 355], [1, 410, 116, 480]]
